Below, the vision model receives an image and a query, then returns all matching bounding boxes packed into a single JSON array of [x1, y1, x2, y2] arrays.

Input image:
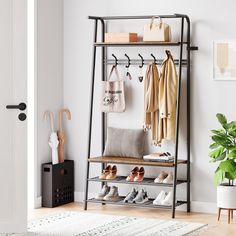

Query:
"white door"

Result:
[[0, 0, 27, 233]]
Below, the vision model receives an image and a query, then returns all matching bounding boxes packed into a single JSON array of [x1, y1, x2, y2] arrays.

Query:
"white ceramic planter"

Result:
[[217, 184, 236, 208]]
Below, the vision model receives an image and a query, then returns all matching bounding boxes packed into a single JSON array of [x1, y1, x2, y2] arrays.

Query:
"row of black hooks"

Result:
[[111, 53, 158, 68]]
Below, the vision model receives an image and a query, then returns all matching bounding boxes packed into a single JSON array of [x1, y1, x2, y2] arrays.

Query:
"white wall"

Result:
[[36, 0, 64, 198], [63, 0, 236, 212]]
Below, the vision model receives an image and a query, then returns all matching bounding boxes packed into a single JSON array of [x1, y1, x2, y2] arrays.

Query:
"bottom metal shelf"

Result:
[[86, 197, 187, 210]]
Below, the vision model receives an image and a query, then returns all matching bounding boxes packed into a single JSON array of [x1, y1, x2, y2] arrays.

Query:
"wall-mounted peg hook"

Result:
[[151, 53, 157, 64], [112, 53, 118, 66], [138, 53, 144, 68], [124, 53, 131, 68]]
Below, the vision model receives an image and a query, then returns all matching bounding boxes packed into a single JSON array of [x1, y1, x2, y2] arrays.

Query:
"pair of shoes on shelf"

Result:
[[95, 185, 120, 201], [153, 191, 173, 206], [99, 165, 117, 180], [123, 188, 148, 204], [154, 171, 173, 184], [143, 152, 174, 162], [126, 167, 145, 182], [160, 152, 172, 157]]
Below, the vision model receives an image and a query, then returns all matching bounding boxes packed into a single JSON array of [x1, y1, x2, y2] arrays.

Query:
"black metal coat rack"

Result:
[[84, 14, 198, 218]]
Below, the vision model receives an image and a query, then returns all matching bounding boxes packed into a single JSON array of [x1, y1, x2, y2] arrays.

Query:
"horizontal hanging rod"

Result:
[[104, 59, 187, 66], [88, 14, 188, 20]]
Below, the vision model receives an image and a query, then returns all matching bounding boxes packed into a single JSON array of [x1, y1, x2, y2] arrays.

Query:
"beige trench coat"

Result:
[[144, 63, 160, 144], [158, 51, 178, 144]]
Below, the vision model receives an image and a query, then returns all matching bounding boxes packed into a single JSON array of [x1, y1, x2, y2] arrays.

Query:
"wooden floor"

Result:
[[29, 202, 236, 236]]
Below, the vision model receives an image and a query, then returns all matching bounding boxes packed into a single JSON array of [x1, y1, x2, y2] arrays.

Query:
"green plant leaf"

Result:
[[211, 129, 225, 135], [211, 134, 233, 148], [227, 121, 236, 129], [219, 159, 236, 173], [214, 168, 225, 186], [228, 150, 236, 158], [209, 143, 220, 149], [228, 128, 236, 137], [211, 135, 225, 144], [212, 151, 226, 162], [216, 113, 227, 127], [209, 146, 224, 158], [225, 171, 236, 180], [215, 167, 220, 173]]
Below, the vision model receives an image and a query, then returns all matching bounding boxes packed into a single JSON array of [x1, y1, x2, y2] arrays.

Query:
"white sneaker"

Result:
[[154, 171, 168, 183], [95, 185, 110, 200], [163, 172, 173, 184], [103, 186, 119, 201], [161, 191, 173, 206], [123, 187, 138, 203], [153, 190, 167, 205], [132, 189, 149, 204]]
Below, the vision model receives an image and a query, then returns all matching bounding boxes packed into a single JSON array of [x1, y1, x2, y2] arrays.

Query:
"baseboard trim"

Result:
[[74, 191, 217, 214], [191, 201, 217, 214], [35, 196, 42, 209]]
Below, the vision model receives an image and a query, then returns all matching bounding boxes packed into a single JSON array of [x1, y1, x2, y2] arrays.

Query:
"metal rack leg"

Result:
[[84, 161, 90, 210], [84, 20, 98, 211], [186, 16, 191, 213], [172, 165, 177, 218], [100, 19, 106, 205], [172, 17, 184, 219], [101, 18, 106, 187]]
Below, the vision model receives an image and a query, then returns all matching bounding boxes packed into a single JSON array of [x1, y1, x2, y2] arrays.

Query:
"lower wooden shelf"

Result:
[[88, 156, 188, 167], [86, 197, 187, 209], [88, 176, 187, 187]]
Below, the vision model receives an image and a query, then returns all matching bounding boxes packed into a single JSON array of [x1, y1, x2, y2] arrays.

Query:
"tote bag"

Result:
[[143, 16, 171, 42], [101, 66, 126, 113]]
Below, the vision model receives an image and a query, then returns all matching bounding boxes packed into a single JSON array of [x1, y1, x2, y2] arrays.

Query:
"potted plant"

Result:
[[209, 113, 236, 209]]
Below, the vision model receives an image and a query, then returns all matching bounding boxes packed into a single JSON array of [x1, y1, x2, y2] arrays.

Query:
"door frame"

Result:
[[27, 0, 38, 210]]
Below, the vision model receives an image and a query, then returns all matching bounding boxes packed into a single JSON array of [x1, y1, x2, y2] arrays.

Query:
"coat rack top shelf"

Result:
[[94, 42, 185, 47], [88, 14, 188, 20]]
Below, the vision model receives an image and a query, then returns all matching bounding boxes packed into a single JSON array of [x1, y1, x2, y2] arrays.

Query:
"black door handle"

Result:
[[6, 102, 27, 111]]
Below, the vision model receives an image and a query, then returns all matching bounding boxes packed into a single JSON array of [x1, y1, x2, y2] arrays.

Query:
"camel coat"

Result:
[[144, 63, 160, 144], [158, 51, 178, 144]]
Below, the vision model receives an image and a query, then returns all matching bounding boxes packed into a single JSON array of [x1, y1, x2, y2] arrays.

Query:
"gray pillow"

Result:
[[103, 127, 145, 158]]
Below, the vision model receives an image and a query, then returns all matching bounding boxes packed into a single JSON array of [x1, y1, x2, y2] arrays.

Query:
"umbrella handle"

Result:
[[59, 108, 71, 131], [43, 110, 55, 132]]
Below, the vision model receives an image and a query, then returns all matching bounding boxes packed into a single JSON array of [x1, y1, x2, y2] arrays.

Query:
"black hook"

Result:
[[165, 50, 171, 58], [138, 53, 144, 68], [124, 53, 130, 68], [151, 53, 157, 64], [112, 54, 118, 66]]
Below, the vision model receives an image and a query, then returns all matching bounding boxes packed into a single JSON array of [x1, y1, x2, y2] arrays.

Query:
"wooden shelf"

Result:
[[88, 156, 187, 167], [94, 41, 186, 47], [86, 197, 187, 209], [88, 176, 187, 187]]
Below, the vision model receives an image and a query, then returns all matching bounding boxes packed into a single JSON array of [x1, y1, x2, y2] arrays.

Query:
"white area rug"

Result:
[[2, 211, 208, 236]]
